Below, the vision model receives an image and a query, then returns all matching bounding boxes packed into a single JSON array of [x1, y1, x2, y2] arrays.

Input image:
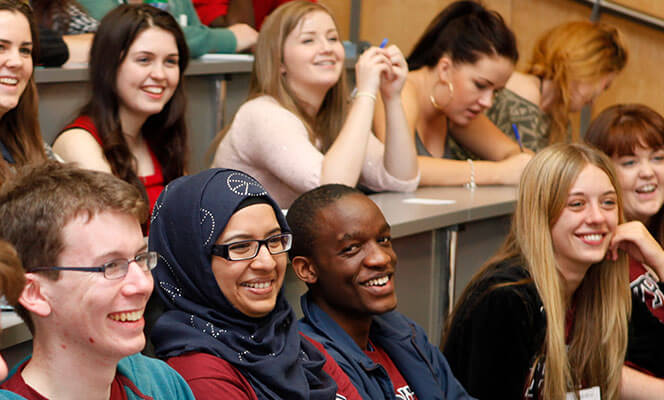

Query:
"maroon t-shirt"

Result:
[[1, 360, 129, 400], [364, 340, 417, 400]]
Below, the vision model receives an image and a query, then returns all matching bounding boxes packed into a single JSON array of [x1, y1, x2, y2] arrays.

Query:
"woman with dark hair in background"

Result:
[[373, 0, 531, 187], [0, 0, 53, 185], [31, 0, 97, 64], [477, 21, 626, 153], [53, 4, 189, 225]]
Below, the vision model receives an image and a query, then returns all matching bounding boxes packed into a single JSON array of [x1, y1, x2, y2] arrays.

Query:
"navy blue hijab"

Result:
[[149, 169, 338, 400]]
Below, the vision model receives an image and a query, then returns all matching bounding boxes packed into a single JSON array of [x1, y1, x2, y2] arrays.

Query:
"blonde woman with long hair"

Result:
[[443, 143, 642, 399], [211, 1, 418, 208]]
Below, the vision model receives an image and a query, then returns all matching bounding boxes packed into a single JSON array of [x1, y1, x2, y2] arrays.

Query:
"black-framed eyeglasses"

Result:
[[211, 233, 293, 261], [28, 251, 159, 280]]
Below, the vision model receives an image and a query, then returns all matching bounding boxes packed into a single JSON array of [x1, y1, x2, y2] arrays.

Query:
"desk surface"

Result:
[[371, 185, 517, 238]]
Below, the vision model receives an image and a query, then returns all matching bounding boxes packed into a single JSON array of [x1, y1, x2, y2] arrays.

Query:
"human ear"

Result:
[[291, 256, 318, 284], [436, 56, 453, 81], [18, 273, 52, 317]]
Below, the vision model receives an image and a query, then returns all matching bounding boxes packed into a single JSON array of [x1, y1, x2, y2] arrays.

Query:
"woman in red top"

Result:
[[53, 4, 188, 220]]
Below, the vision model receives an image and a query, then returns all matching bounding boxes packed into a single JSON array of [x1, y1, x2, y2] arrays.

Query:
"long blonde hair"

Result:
[[448, 143, 630, 399], [210, 1, 348, 155], [527, 21, 627, 145]]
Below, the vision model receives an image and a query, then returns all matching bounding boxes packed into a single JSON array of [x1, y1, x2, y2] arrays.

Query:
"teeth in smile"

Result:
[[0, 77, 17, 85], [316, 61, 334, 65], [242, 281, 271, 289], [637, 184, 656, 193], [143, 87, 163, 94], [108, 310, 143, 322], [582, 234, 603, 242], [363, 275, 390, 287]]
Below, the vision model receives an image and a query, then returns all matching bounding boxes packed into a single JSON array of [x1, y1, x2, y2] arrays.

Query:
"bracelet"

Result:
[[354, 91, 376, 102], [465, 159, 476, 190]]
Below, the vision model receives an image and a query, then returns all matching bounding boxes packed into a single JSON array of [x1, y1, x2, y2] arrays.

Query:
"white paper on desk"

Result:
[[402, 198, 456, 205], [199, 54, 254, 62]]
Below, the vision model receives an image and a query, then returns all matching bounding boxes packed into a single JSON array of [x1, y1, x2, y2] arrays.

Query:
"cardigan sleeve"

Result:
[[173, 0, 237, 57], [220, 97, 418, 196], [359, 133, 419, 193], [77, 0, 114, 20]]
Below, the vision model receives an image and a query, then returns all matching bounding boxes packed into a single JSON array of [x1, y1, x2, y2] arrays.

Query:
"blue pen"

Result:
[[379, 38, 388, 49], [512, 123, 524, 152]]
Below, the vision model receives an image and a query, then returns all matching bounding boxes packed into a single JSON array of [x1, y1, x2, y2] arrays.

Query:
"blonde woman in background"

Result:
[[212, 1, 418, 208], [451, 21, 627, 157], [443, 144, 636, 399]]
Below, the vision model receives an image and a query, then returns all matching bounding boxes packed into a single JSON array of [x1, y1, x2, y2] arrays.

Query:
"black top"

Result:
[[0, 138, 15, 164], [443, 258, 546, 399], [37, 26, 69, 67], [627, 258, 664, 378]]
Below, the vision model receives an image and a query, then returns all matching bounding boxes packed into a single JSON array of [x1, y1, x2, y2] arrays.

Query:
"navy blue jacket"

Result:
[[298, 294, 474, 400]]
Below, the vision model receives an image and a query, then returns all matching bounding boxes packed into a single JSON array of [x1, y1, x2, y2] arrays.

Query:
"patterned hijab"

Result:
[[149, 169, 337, 400]]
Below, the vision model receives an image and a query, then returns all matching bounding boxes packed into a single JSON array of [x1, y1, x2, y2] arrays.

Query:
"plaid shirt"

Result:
[[51, 3, 99, 34]]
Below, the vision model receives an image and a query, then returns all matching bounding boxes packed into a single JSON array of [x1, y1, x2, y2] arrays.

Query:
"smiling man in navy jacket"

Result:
[[287, 184, 473, 400]]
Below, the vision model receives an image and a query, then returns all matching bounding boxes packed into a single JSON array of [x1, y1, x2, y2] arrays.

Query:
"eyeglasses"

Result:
[[29, 251, 158, 280], [211, 233, 293, 261]]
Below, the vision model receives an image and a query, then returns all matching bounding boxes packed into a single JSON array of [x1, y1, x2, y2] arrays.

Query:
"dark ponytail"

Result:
[[407, 0, 518, 70]]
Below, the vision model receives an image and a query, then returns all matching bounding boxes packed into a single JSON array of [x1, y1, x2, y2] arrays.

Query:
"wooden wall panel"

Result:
[[509, 0, 590, 70], [611, 0, 664, 20], [359, 0, 465, 54], [591, 9, 664, 117], [320, 0, 351, 40]]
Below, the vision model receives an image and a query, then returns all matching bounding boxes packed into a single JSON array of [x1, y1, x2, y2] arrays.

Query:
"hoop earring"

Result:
[[429, 80, 454, 111]]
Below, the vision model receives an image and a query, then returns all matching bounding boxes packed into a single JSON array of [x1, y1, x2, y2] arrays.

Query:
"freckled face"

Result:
[[115, 27, 180, 120], [281, 11, 344, 96], [612, 145, 664, 223], [550, 164, 618, 277], [40, 211, 153, 361]]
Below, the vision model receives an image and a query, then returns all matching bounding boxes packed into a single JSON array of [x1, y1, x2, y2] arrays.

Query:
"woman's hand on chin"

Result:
[[609, 221, 664, 277]]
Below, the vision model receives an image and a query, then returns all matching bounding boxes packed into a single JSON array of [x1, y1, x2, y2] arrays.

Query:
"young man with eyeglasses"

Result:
[[0, 162, 194, 399]]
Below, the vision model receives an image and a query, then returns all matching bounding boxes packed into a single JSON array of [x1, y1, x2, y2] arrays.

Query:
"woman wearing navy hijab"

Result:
[[148, 168, 360, 399]]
